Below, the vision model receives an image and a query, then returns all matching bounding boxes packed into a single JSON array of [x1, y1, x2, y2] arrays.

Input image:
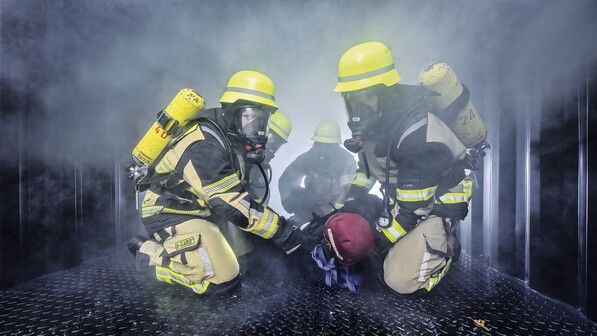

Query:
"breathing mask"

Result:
[[233, 105, 272, 164], [341, 89, 381, 153], [264, 132, 286, 164]]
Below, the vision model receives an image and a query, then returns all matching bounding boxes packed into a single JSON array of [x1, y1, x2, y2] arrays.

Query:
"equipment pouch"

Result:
[[161, 221, 202, 257], [423, 233, 450, 259]]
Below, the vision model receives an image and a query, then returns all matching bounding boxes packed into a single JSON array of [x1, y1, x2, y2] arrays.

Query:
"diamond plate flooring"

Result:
[[0, 246, 596, 335]]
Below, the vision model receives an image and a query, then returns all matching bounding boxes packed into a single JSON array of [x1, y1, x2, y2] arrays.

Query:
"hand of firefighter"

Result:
[[284, 188, 309, 214], [272, 217, 303, 255], [373, 233, 394, 256], [340, 194, 395, 256]]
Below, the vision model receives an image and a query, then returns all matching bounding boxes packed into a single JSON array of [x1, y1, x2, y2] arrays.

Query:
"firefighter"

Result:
[[326, 41, 476, 296], [278, 120, 356, 224], [127, 70, 302, 296], [223, 110, 293, 258], [247, 110, 293, 204]]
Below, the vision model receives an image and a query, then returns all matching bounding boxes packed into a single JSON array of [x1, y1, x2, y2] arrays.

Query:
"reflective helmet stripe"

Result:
[[337, 63, 396, 82], [225, 87, 275, 101]]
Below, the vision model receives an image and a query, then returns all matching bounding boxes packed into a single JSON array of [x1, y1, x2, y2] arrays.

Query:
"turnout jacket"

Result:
[[346, 84, 469, 244], [141, 108, 282, 240], [279, 145, 356, 219]]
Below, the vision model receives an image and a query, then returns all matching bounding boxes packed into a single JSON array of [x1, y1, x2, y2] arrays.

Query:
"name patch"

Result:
[[175, 237, 195, 250]]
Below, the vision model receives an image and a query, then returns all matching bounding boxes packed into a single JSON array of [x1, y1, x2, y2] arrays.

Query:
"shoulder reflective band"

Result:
[[225, 87, 275, 101], [396, 118, 427, 150], [337, 64, 396, 82]]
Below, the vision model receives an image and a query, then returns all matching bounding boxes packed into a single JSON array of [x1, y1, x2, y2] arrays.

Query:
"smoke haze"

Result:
[[1, 0, 595, 226]]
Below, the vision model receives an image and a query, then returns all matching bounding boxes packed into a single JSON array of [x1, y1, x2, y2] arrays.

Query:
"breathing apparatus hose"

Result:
[[195, 116, 271, 206], [377, 112, 409, 229], [256, 163, 270, 206], [376, 145, 392, 228]]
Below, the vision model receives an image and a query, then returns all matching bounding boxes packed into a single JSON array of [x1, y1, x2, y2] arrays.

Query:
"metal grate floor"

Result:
[[1, 245, 596, 336]]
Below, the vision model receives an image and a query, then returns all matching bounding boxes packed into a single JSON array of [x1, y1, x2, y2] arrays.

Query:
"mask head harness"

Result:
[[341, 87, 382, 153], [225, 103, 273, 164]]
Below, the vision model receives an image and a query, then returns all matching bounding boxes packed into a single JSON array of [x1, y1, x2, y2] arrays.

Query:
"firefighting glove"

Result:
[[340, 195, 396, 256], [373, 234, 394, 257], [272, 217, 303, 255], [285, 188, 314, 214]]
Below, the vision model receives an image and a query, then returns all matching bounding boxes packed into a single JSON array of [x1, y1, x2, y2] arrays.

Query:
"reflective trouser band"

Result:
[[203, 173, 241, 198], [250, 207, 278, 239], [380, 218, 407, 243], [352, 172, 375, 189], [438, 179, 473, 204], [396, 186, 437, 202], [425, 258, 452, 291], [155, 266, 209, 295], [198, 246, 215, 279]]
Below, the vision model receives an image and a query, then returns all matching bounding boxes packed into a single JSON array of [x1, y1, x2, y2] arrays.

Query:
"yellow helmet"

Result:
[[311, 120, 342, 144], [334, 41, 401, 93], [219, 70, 278, 109], [269, 110, 292, 141]]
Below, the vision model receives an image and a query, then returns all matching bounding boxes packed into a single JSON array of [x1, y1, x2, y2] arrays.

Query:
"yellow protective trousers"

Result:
[[138, 218, 239, 295], [382, 215, 457, 295]]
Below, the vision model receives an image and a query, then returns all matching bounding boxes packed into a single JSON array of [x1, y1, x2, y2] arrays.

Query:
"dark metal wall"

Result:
[[485, 60, 596, 320], [587, 73, 597, 323], [0, 1, 137, 290], [460, 2, 597, 321]]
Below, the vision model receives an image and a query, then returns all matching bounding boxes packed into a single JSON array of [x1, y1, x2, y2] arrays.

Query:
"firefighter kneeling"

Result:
[[309, 41, 484, 296], [127, 70, 302, 296]]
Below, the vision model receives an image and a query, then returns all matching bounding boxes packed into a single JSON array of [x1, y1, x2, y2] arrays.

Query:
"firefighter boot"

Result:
[[202, 274, 242, 296], [127, 236, 148, 256]]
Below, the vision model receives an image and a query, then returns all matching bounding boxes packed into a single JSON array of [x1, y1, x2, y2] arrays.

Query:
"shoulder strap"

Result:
[[199, 124, 226, 149]]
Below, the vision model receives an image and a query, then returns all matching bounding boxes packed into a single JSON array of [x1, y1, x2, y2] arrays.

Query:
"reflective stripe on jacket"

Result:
[[141, 112, 283, 239]]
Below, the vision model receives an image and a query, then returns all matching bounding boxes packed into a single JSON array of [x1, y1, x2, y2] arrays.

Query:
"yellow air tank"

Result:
[[419, 62, 487, 148], [132, 88, 205, 168]]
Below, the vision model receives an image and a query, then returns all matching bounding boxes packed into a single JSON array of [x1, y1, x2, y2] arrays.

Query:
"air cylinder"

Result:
[[132, 88, 205, 167], [419, 62, 487, 148]]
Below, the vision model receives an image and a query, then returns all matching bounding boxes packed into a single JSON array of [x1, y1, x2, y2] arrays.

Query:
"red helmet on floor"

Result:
[[323, 213, 375, 265]]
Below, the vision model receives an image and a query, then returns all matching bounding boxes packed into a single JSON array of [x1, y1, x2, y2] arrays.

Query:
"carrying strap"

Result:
[[135, 123, 200, 192], [440, 84, 471, 123]]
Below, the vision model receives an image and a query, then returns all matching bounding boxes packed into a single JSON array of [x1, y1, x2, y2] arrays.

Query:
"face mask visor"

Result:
[[235, 105, 271, 145], [341, 89, 379, 130], [341, 89, 380, 152]]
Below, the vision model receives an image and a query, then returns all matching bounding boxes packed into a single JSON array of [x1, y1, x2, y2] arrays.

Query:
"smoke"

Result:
[[1, 0, 595, 251]]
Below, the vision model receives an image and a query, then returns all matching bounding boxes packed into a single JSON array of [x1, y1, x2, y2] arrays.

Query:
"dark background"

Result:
[[1, 0, 595, 322]]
